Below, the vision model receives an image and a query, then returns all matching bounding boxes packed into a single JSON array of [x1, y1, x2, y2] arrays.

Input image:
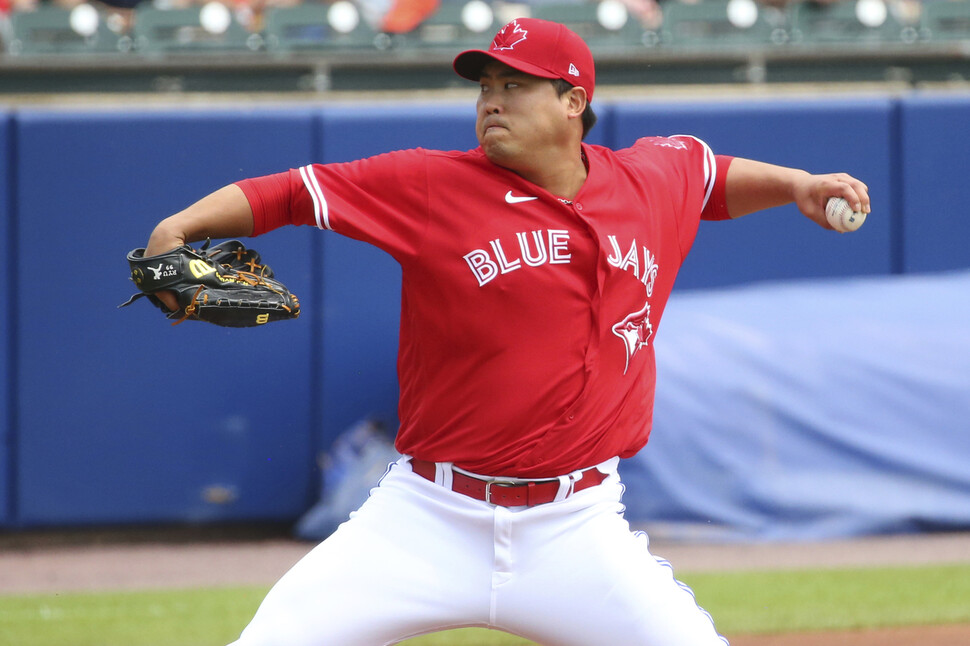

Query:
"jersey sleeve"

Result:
[[656, 138, 733, 221], [237, 148, 432, 262], [629, 135, 724, 257], [703, 154, 734, 221], [236, 170, 306, 235], [666, 134, 718, 212]]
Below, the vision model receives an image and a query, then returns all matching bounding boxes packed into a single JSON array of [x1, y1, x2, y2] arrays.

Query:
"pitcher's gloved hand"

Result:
[[120, 240, 300, 327]]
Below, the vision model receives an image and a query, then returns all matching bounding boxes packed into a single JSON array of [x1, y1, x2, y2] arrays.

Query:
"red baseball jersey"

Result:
[[238, 137, 732, 478]]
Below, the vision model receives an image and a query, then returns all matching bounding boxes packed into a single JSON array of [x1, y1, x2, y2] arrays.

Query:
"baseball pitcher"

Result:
[[135, 18, 870, 646]]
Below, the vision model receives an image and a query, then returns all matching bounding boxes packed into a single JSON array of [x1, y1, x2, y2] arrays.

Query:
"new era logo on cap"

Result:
[[453, 18, 596, 101]]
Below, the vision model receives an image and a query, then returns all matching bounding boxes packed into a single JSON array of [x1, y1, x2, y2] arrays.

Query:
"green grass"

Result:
[[1, 564, 968, 646], [679, 564, 970, 635], [0, 586, 267, 646]]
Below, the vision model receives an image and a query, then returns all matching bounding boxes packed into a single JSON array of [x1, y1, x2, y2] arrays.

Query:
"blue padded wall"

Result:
[[13, 109, 318, 526], [320, 102, 477, 159], [610, 97, 895, 290], [3, 92, 969, 532], [898, 94, 970, 273], [0, 113, 11, 525]]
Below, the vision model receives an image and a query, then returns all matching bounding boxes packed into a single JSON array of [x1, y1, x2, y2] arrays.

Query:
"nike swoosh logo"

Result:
[[505, 191, 538, 204]]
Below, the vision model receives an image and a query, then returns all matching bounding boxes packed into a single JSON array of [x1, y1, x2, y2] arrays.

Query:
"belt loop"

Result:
[[435, 462, 454, 489], [553, 474, 572, 503]]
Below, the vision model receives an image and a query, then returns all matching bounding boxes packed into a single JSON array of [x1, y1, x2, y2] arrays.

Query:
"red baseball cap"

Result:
[[453, 18, 596, 102]]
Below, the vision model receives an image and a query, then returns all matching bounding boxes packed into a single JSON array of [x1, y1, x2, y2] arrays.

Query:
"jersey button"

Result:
[[575, 202, 584, 211]]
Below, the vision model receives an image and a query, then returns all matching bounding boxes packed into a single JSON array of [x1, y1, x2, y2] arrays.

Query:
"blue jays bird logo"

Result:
[[612, 300, 653, 375]]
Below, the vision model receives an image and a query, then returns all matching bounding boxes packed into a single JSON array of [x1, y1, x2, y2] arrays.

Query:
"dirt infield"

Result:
[[729, 624, 970, 646], [1, 527, 969, 645]]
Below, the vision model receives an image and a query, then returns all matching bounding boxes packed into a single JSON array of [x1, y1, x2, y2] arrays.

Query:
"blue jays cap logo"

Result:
[[491, 19, 528, 51]]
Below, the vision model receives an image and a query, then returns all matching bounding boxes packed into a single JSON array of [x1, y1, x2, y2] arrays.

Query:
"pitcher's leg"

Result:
[[495, 483, 728, 646], [230, 461, 495, 646]]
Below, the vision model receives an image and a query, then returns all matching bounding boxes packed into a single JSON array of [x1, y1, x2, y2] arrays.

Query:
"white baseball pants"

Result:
[[229, 456, 728, 646]]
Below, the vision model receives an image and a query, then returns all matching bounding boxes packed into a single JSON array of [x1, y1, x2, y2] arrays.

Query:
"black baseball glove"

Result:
[[120, 240, 300, 327]]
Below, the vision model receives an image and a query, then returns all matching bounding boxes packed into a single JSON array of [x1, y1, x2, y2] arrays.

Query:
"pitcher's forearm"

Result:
[[724, 159, 811, 218], [724, 158, 871, 228], [146, 184, 254, 256]]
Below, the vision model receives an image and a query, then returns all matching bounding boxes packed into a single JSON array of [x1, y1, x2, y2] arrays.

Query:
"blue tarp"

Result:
[[619, 270, 970, 541]]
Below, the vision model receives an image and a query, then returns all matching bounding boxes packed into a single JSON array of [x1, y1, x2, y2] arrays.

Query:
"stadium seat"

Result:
[[132, 5, 254, 53], [919, 0, 970, 42], [263, 3, 386, 52], [660, 0, 786, 49], [530, 2, 648, 50], [788, 0, 910, 45], [5, 5, 122, 55]]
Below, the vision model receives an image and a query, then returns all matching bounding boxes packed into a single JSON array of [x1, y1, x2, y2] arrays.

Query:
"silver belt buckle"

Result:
[[484, 479, 519, 504]]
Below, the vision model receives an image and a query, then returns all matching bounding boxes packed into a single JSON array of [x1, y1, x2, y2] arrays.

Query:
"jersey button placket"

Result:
[[562, 199, 594, 427]]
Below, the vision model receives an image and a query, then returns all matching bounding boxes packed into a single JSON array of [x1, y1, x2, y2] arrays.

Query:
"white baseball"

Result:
[[825, 197, 867, 233]]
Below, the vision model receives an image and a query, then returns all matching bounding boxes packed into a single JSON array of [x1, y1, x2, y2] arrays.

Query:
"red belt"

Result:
[[409, 458, 608, 507]]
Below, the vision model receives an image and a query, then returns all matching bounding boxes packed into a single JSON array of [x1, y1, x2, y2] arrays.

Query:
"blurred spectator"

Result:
[[1, 0, 40, 15], [351, 0, 440, 33], [167, 0, 303, 33], [226, 0, 302, 33], [619, 0, 662, 29], [758, 0, 841, 8], [890, 0, 922, 27], [380, 0, 439, 32], [756, 0, 922, 29]]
